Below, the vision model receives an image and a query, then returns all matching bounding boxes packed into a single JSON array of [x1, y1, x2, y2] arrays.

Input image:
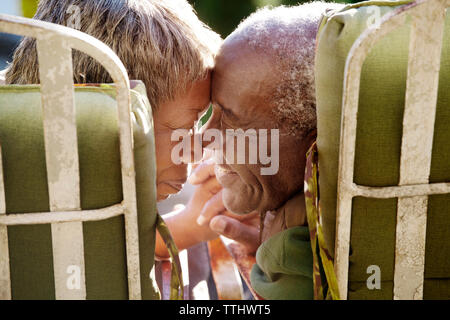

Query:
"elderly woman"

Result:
[[4, 0, 226, 283]]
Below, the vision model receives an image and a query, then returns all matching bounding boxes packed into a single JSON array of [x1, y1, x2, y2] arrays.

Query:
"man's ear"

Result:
[[304, 128, 317, 149], [306, 127, 317, 139]]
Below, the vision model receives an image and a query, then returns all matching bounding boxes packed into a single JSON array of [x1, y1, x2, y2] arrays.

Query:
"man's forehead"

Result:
[[213, 41, 276, 95], [212, 44, 278, 125], [216, 38, 267, 70]]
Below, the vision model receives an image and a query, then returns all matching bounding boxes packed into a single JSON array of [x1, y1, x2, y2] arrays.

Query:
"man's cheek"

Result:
[[222, 185, 259, 215]]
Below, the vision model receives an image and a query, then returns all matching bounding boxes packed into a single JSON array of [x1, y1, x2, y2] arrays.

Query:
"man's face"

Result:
[[208, 42, 310, 214], [153, 73, 211, 201]]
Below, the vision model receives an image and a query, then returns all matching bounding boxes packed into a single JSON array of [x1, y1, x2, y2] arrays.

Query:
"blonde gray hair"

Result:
[[228, 2, 343, 137], [6, 0, 222, 108]]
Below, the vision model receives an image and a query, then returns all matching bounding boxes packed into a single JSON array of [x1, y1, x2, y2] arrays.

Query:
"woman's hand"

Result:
[[155, 159, 222, 259], [155, 159, 262, 259]]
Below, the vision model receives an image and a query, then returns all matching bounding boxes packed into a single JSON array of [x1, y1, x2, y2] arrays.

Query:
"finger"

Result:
[[223, 210, 259, 222], [202, 148, 215, 161], [188, 159, 215, 185], [209, 215, 260, 253], [197, 190, 226, 226], [199, 176, 222, 196], [191, 163, 199, 172], [190, 150, 214, 173]]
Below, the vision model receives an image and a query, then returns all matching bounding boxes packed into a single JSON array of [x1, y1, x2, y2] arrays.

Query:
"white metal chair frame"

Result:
[[335, 0, 450, 300], [0, 14, 141, 300]]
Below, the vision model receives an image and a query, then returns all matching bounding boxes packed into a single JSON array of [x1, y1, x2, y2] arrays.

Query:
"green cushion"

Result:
[[0, 82, 159, 299], [250, 226, 314, 300], [315, 1, 450, 299]]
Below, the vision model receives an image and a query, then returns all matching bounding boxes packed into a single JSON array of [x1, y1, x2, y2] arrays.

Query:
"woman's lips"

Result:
[[165, 180, 184, 192], [157, 180, 185, 198]]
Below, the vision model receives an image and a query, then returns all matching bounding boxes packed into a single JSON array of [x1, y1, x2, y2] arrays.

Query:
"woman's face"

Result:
[[153, 73, 211, 201]]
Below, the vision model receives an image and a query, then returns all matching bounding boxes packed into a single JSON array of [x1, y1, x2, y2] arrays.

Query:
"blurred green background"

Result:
[[17, 0, 355, 37], [187, 0, 352, 37], [1, 0, 356, 70]]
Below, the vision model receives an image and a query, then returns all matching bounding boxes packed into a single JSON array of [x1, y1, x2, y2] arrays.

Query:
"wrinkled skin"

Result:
[[204, 40, 315, 215], [154, 73, 228, 259]]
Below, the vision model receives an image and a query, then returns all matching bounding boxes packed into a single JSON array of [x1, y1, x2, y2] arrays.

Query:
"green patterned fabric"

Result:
[[250, 226, 314, 300], [304, 142, 339, 300], [155, 215, 184, 300], [315, 0, 450, 299], [0, 82, 161, 299]]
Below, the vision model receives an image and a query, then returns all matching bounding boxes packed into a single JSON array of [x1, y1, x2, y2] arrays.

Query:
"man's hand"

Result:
[[208, 212, 260, 254], [191, 161, 261, 254]]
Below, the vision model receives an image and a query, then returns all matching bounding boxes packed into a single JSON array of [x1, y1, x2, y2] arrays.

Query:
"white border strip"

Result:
[[37, 37, 85, 300], [394, 0, 446, 300]]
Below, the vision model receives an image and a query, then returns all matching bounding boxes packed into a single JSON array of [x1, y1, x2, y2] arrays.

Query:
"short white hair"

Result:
[[228, 2, 343, 137]]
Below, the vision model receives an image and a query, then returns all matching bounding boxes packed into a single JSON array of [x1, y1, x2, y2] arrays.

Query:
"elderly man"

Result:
[[197, 2, 344, 299]]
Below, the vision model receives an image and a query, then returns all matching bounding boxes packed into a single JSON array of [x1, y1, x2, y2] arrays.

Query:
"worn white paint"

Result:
[[51, 222, 86, 299], [394, 0, 446, 300], [354, 182, 450, 198], [0, 225, 10, 300], [335, 0, 448, 300], [36, 33, 86, 300], [36, 38, 80, 213], [0, 204, 125, 226], [0, 14, 141, 300], [336, 6, 407, 299], [0, 145, 11, 300]]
